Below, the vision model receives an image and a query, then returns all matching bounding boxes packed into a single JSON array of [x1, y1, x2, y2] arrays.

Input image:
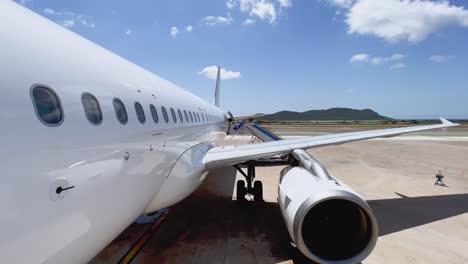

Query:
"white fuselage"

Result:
[[0, 1, 228, 263]]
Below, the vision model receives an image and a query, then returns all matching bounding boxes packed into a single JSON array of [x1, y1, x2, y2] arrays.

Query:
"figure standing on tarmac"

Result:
[[435, 170, 446, 186]]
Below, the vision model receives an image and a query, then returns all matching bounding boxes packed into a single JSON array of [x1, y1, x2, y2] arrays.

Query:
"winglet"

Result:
[[440, 117, 454, 125], [214, 66, 221, 107]]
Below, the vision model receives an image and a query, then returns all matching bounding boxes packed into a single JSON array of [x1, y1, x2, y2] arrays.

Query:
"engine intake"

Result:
[[301, 199, 373, 261], [278, 165, 378, 264]]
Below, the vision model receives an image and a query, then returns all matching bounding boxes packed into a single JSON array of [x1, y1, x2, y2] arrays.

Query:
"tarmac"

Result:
[[91, 126, 468, 264]]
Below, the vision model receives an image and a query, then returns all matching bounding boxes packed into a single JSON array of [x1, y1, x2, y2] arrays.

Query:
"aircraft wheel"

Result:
[[236, 180, 246, 202], [253, 181, 263, 202]]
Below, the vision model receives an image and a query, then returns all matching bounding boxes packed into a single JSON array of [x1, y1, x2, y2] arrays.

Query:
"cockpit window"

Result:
[[81, 93, 102, 125], [113, 98, 128, 124], [134, 102, 145, 124], [31, 85, 64, 126], [150, 104, 159, 123]]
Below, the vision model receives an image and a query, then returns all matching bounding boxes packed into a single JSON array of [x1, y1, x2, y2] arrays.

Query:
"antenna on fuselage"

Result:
[[214, 66, 221, 107]]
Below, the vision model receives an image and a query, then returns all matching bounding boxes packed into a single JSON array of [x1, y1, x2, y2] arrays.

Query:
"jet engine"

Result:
[[278, 150, 378, 264]]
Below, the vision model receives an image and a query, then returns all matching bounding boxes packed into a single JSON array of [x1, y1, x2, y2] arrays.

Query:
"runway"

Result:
[[91, 125, 468, 264]]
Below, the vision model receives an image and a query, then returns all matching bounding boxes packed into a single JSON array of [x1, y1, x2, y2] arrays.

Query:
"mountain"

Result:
[[259, 108, 391, 121]]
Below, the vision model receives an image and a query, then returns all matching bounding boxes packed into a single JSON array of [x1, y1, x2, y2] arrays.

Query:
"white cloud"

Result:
[[429, 55, 453, 63], [185, 25, 193, 32], [390, 63, 406, 70], [76, 15, 95, 28], [222, 0, 292, 24], [57, 20, 75, 28], [43, 8, 55, 15], [278, 0, 292, 8], [251, 1, 277, 23], [227, 0, 236, 9], [242, 18, 256, 25], [350, 53, 370, 63], [239, 0, 253, 11], [351, 53, 406, 66], [170, 26, 179, 37], [43, 8, 95, 29], [370, 53, 405, 65], [198, 66, 241, 80], [389, 53, 405, 60], [239, 0, 277, 23], [42, 8, 75, 17], [19, 0, 31, 5], [345, 0, 468, 43], [325, 0, 355, 9], [125, 29, 132, 35], [201, 14, 234, 26]]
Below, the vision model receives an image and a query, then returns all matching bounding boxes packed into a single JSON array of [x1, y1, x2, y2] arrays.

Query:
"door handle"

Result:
[[56, 185, 75, 194]]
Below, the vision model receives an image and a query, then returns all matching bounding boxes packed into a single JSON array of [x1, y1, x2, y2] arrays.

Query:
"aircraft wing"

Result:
[[203, 118, 458, 168], [233, 114, 265, 122]]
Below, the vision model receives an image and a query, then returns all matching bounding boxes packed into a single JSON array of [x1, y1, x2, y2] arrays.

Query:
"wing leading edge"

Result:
[[204, 118, 459, 168]]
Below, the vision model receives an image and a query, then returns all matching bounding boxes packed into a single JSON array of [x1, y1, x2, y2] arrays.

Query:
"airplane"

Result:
[[0, 1, 459, 263]]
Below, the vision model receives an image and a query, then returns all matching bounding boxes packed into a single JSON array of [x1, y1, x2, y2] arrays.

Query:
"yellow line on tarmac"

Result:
[[118, 209, 171, 264]]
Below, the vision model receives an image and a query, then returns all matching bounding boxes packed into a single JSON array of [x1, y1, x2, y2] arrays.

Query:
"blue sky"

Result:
[[17, 0, 468, 119]]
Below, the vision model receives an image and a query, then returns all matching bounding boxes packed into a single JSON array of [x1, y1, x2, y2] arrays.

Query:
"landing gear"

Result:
[[253, 181, 263, 202], [236, 180, 246, 201], [234, 161, 264, 202]]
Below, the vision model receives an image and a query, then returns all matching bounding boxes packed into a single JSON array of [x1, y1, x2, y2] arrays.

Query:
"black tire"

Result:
[[236, 180, 246, 201], [253, 181, 263, 202]]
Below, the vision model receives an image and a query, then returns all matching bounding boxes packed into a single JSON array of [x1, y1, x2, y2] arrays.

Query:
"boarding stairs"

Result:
[[230, 121, 283, 142]]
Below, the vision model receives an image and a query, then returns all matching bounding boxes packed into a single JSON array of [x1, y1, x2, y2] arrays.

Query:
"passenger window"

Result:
[[177, 109, 183, 123], [31, 85, 64, 126], [134, 102, 145, 124], [161, 106, 169, 123], [184, 110, 189, 123], [113, 98, 128, 124], [201, 113, 206, 122], [150, 104, 159, 123], [197, 112, 200, 122], [170, 107, 177, 123], [189, 111, 194, 123], [81, 93, 102, 125]]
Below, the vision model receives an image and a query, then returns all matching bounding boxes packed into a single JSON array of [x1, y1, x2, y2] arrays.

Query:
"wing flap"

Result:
[[204, 118, 458, 168]]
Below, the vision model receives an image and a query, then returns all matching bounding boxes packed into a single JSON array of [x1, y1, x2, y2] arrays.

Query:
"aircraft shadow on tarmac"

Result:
[[369, 192, 468, 237]]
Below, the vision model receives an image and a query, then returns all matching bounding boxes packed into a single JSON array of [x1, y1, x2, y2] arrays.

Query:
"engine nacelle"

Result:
[[278, 166, 378, 264]]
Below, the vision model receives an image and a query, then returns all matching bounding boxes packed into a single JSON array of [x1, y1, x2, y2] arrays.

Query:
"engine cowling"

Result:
[[278, 166, 378, 264]]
